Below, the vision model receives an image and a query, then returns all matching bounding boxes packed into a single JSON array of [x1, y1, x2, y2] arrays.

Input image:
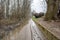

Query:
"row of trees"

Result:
[[0, 0, 31, 21]]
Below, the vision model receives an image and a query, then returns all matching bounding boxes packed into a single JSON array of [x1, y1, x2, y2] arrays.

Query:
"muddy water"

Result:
[[30, 19, 46, 40], [2, 19, 46, 40]]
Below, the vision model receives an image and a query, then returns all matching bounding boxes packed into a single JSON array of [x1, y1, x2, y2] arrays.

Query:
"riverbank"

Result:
[[32, 17, 60, 40], [0, 18, 29, 40]]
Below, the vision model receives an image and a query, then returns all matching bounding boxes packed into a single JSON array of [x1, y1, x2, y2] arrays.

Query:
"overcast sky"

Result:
[[31, 0, 47, 13]]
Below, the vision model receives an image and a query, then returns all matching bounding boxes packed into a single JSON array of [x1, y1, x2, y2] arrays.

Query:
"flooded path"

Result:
[[7, 19, 46, 40], [18, 19, 46, 40], [30, 19, 46, 40]]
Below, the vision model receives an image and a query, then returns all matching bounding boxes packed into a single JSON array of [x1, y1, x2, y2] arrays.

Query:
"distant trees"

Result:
[[0, 0, 31, 21], [32, 12, 44, 18]]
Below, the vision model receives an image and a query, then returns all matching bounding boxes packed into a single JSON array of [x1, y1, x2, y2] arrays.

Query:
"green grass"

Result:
[[32, 16, 39, 21]]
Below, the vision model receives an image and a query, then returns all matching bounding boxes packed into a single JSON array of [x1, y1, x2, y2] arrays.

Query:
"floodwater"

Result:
[[30, 19, 46, 40], [3, 19, 47, 40]]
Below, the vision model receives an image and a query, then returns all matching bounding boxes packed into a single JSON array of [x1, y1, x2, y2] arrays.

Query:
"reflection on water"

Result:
[[29, 19, 46, 40]]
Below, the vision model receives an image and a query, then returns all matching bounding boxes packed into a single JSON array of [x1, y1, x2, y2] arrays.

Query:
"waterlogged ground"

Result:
[[17, 19, 47, 40], [3, 19, 47, 40], [30, 19, 46, 40]]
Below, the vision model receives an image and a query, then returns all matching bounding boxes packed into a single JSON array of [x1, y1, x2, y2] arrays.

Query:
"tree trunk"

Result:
[[6, 0, 9, 18], [44, 0, 59, 21]]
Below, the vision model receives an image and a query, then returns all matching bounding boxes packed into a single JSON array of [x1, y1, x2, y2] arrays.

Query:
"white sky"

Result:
[[31, 0, 47, 13]]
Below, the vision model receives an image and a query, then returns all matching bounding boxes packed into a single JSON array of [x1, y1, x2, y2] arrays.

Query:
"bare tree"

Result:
[[0, 0, 5, 19], [0, 0, 31, 21], [44, 0, 59, 20], [6, 0, 10, 18]]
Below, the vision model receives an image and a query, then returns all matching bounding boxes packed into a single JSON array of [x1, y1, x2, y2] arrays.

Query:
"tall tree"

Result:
[[22, 0, 31, 19], [44, 0, 59, 20], [0, 0, 5, 19], [6, 0, 10, 18]]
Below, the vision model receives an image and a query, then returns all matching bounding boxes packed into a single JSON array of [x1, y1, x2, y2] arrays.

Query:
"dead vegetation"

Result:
[[0, 0, 31, 40]]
